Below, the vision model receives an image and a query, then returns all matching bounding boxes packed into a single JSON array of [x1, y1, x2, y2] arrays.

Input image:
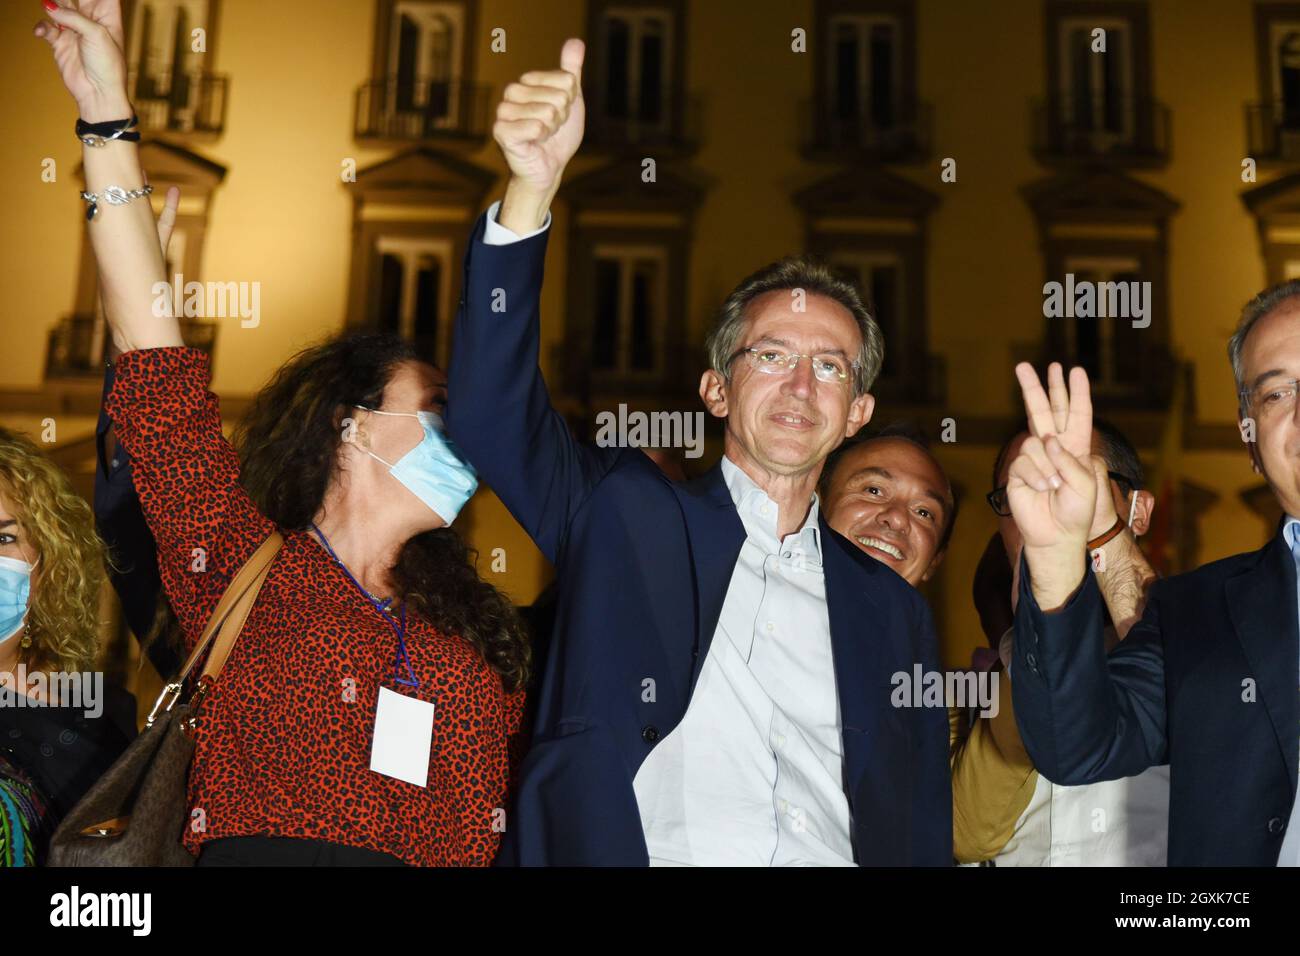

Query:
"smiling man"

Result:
[[446, 39, 951, 866], [820, 423, 955, 587]]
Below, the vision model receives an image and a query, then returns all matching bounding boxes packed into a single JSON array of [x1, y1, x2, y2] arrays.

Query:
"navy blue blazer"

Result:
[[95, 363, 179, 678], [447, 212, 952, 866], [1012, 522, 1300, 865]]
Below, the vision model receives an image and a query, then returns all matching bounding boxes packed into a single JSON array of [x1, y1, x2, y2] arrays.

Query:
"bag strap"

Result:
[[147, 531, 284, 727], [192, 530, 284, 681]]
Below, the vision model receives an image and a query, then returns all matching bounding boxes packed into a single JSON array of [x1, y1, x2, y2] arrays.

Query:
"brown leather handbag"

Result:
[[48, 531, 284, 867]]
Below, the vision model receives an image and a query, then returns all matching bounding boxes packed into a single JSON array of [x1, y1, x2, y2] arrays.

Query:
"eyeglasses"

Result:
[[728, 345, 860, 386], [986, 470, 1138, 517], [1239, 378, 1300, 416]]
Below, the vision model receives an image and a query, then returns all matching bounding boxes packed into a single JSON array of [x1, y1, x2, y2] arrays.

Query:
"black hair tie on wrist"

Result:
[[75, 113, 141, 146]]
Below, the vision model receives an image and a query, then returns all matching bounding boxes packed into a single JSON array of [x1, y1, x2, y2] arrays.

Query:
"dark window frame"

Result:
[[584, 0, 689, 150]]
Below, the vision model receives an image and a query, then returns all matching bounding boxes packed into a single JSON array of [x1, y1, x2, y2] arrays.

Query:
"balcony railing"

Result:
[[1245, 100, 1300, 163], [46, 314, 217, 378], [582, 93, 703, 153], [802, 96, 932, 162], [354, 78, 492, 144], [128, 70, 228, 135], [1033, 95, 1170, 165]]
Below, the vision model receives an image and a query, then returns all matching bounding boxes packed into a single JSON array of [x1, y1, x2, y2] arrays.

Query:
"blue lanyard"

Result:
[[310, 523, 420, 690]]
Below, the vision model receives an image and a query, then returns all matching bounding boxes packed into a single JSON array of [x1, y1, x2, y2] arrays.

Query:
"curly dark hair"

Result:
[[231, 331, 530, 691]]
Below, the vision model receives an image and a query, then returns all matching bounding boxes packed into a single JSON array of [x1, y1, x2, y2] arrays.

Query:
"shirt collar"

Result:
[[720, 455, 822, 560], [1284, 515, 1300, 555]]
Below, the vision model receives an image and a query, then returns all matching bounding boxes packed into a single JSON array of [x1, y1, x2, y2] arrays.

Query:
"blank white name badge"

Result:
[[370, 686, 435, 788]]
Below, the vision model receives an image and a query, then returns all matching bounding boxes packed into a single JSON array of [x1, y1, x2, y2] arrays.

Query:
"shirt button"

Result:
[[774, 733, 786, 749], [1267, 816, 1285, 835], [641, 725, 660, 744], [765, 622, 774, 633], [1026, 652, 1038, 669], [110, 457, 120, 469], [760, 505, 770, 517], [779, 799, 789, 812]]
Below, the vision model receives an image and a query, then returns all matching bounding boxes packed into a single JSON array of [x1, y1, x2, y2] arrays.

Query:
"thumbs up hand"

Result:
[[495, 38, 586, 233]]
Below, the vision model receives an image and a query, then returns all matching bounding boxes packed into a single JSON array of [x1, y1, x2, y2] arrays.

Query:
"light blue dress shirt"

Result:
[[1279, 516, 1300, 866]]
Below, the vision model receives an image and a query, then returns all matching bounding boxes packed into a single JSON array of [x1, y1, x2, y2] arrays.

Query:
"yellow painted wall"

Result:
[[0, 0, 1283, 666]]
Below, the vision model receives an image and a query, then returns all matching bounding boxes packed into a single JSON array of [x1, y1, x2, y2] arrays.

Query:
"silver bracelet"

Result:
[[80, 184, 154, 222]]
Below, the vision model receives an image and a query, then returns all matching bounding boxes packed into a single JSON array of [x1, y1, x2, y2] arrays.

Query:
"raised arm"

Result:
[[1006, 363, 1167, 784], [446, 39, 622, 563], [39, 3, 273, 648], [36, 1, 181, 351]]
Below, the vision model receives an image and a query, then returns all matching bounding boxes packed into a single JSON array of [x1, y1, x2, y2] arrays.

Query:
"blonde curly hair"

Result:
[[0, 427, 107, 673]]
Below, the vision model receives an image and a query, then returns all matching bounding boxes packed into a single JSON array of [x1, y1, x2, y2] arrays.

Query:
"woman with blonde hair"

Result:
[[0, 427, 136, 865]]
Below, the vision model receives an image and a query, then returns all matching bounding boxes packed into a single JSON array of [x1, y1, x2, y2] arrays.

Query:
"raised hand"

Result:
[[1009, 362, 1097, 608], [495, 38, 585, 233], [1016, 361, 1093, 461], [34, 0, 131, 122], [1007, 434, 1096, 549]]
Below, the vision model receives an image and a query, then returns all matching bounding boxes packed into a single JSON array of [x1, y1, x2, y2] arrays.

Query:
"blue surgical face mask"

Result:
[[0, 554, 34, 645], [356, 406, 478, 525]]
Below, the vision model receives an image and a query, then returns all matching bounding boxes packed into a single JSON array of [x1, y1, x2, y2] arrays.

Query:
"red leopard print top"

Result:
[[106, 347, 525, 866]]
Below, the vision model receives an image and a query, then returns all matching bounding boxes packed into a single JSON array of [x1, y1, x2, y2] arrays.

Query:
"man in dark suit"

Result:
[[1005, 283, 1300, 865], [446, 39, 951, 866]]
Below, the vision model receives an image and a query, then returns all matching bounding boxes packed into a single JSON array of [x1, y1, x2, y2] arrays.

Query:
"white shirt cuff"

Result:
[[483, 199, 552, 245], [998, 627, 1015, 678]]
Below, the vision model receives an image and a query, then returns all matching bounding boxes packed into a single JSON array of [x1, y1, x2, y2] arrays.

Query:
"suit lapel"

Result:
[[672, 463, 745, 696], [1226, 524, 1300, 796], [820, 516, 890, 736]]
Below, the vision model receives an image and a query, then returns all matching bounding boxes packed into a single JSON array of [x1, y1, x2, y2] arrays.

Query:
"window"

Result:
[[1024, 168, 1178, 408], [1039, 2, 1160, 164], [375, 237, 453, 366], [358, 0, 482, 143], [591, 246, 667, 376], [583, 1, 691, 150], [795, 166, 939, 401], [125, 0, 226, 134], [344, 148, 495, 363], [1060, 256, 1143, 389], [808, 0, 922, 159], [1249, 5, 1300, 161], [389, 1, 464, 128], [1269, 23, 1300, 129], [828, 251, 903, 382], [829, 14, 902, 130], [1058, 16, 1134, 146], [600, 7, 672, 135]]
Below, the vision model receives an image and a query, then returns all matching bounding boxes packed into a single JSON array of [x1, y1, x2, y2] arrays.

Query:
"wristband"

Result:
[[1086, 517, 1125, 552], [76, 113, 141, 147]]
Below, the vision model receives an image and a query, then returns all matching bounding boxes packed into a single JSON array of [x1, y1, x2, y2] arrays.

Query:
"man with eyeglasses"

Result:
[[955, 416, 1167, 865], [446, 39, 951, 866], [1006, 281, 1300, 865]]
